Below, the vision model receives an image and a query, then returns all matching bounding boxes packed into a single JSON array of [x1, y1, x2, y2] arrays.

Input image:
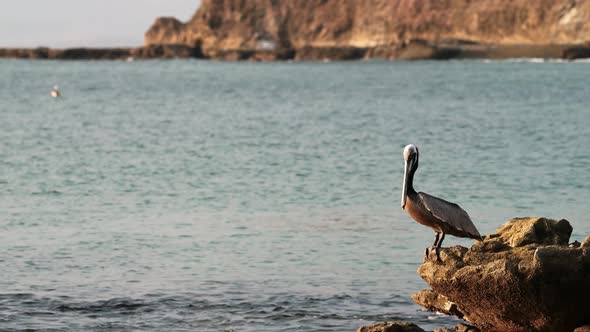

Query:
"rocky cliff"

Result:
[[145, 0, 590, 60]]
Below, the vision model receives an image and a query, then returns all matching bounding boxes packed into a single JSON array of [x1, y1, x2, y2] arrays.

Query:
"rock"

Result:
[[49, 48, 131, 60], [455, 323, 479, 332], [414, 217, 590, 332], [411, 290, 464, 318], [582, 236, 590, 248], [145, 0, 590, 60], [574, 325, 590, 332], [562, 46, 590, 60], [143, 17, 190, 46], [356, 321, 425, 332], [431, 324, 480, 332], [205, 48, 295, 61], [0, 45, 203, 60], [394, 40, 462, 61], [131, 44, 203, 59], [0, 47, 132, 60], [294, 46, 368, 61], [488, 217, 572, 247], [570, 241, 581, 248]]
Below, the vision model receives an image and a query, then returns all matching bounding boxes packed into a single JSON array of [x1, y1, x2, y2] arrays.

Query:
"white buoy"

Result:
[[51, 85, 60, 98]]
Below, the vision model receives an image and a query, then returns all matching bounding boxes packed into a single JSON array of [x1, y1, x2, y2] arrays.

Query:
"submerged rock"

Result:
[[356, 321, 425, 332], [356, 321, 481, 332], [414, 217, 590, 332]]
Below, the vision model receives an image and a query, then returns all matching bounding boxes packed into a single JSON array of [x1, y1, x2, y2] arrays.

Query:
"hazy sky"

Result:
[[0, 0, 201, 48]]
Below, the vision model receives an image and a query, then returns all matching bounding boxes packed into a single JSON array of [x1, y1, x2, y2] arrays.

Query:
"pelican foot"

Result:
[[434, 247, 442, 262], [423, 247, 430, 262], [423, 246, 441, 262]]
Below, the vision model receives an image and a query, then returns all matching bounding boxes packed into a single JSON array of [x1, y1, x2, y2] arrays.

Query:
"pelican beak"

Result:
[[401, 158, 410, 209]]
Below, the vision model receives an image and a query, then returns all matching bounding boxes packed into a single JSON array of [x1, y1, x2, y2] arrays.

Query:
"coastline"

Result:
[[2, 41, 590, 61], [0, 45, 200, 61]]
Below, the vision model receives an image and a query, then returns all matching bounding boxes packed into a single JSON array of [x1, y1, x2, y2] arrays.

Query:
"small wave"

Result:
[[0, 291, 441, 330], [31, 190, 62, 196], [55, 297, 147, 313]]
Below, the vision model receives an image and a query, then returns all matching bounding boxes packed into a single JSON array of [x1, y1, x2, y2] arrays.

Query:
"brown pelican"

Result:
[[401, 144, 482, 261], [51, 85, 60, 98]]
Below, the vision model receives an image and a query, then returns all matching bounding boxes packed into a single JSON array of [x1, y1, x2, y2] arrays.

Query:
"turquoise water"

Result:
[[0, 59, 589, 331]]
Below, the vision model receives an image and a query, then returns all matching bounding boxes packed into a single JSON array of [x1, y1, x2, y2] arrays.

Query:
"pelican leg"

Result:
[[435, 233, 446, 261], [433, 233, 441, 247], [424, 233, 440, 261]]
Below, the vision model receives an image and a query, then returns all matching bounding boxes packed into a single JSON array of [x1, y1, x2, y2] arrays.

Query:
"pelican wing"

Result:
[[418, 192, 481, 239]]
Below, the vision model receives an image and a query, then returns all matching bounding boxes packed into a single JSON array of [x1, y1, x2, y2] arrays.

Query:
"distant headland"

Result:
[[3, 0, 590, 61]]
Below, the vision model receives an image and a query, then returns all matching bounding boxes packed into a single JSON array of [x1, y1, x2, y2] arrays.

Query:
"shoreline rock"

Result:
[[356, 321, 480, 332], [2, 42, 590, 61], [0, 45, 202, 60], [413, 217, 590, 332], [356, 321, 426, 332], [358, 217, 589, 332]]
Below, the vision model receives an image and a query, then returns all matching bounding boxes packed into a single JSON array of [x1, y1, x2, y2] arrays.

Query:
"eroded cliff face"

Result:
[[145, 0, 590, 56]]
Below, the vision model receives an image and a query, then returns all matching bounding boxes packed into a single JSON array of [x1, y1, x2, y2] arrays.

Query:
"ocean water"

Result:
[[0, 59, 589, 332]]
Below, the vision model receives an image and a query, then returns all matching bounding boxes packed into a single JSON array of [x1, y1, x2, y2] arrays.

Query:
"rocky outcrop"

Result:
[[144, 17, 191, 46], [413, 217, 590, 332], [145, 0, 590, 60]]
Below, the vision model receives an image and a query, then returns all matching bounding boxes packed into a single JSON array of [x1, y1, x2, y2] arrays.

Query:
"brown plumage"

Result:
[[401, 144, 481, 261]]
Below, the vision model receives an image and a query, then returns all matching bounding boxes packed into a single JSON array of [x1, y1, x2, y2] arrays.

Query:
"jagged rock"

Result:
[[411, 290, 464, 318], [144, 17, 190, 46], [414, 217, 590, 332], [488, 217, 572, 247], [356, 321, 425, 332]]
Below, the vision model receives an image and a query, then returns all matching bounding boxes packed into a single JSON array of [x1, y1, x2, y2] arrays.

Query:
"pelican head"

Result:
[[401, 144, 419, 209], [403, 144, 418, 162]]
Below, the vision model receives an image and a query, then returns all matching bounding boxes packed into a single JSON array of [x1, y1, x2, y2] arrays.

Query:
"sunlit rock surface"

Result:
[[145, 0, 590, 60], [414, 217, 590, 332]]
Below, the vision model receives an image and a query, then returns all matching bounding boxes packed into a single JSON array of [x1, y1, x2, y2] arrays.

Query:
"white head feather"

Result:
[[403, 144, 418, 161]]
